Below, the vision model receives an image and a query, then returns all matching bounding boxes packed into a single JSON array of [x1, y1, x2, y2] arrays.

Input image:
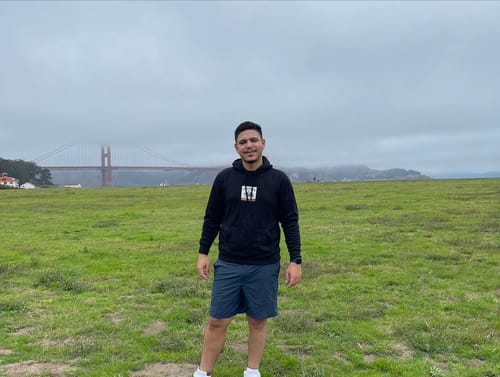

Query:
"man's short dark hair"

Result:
[[234, 121, 263, 141]]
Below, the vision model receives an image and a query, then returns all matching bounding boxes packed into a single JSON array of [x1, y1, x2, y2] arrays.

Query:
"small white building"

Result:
[[0, 172, 19, 188], [21, 182, 36, 189], [64, 183, 82, 188]]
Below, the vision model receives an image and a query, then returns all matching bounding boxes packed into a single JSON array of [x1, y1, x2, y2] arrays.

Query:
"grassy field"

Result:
[[0, 179, 498, 377]]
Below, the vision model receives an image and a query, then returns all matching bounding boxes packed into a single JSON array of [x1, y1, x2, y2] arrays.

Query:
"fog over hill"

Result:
[[428, 171, 500, 179], [282, 165, 429, 182], [51, 165, 431, 187]]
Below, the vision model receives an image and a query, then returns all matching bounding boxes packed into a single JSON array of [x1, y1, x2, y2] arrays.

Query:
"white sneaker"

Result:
[[244, 368, 261, 377], [193, 367, 210, 377]]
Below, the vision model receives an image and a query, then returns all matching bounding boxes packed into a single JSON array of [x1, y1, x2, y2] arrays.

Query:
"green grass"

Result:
[[0, 180, 499, 377]]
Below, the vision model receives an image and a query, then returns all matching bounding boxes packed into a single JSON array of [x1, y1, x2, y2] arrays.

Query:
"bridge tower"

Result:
[[101, 145, 112, 187]]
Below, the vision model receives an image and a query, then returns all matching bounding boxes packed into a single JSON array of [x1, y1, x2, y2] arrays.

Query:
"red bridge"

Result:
[[37, 144, 223, 187]]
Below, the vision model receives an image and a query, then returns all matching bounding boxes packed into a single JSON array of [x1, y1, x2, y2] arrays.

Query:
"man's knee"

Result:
[[247, 316, 267, 330], [207, 317, 232, 331]]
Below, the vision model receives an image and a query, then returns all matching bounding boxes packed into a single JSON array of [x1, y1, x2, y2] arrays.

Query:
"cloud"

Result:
[[1, 1, 499, 174]]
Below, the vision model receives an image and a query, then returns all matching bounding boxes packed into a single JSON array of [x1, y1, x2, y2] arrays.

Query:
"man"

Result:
[[194, 121, 302, 377]]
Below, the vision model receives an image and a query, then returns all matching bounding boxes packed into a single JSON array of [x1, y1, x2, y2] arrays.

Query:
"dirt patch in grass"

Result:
[[131, 362, 198, 376], [467, 358, 483, 366], [391, 342, 413, 359], [363, 354, 376, 362], [38, 339, 61, 347], [1, 361, 74, 377], [38, 338, 74, 348], [143, 320, 166, 335], [333, 352, 351, 365], [0, 348, 13, 355], [105, 312, 125, 323], [424, 357, 450, 372], [12, 326, 36, 336], [229, 341, 247, 352]]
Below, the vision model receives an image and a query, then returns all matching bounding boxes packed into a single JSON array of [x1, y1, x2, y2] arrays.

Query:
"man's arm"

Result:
[[197, 173, 224, 278], [279, 176, 302, 287]]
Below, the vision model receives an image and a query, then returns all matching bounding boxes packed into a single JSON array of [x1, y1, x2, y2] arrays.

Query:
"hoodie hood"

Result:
[[232, 156, 273, 175]]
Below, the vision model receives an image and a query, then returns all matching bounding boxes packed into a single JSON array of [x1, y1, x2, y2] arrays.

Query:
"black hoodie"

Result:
[[199, 157, 301, 265]]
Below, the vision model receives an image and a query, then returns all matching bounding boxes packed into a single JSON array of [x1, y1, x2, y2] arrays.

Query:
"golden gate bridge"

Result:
[[35, 144, 223, 187]]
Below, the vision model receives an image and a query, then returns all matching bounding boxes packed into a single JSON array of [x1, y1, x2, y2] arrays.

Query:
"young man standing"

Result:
[[194, 121, 302, 377]]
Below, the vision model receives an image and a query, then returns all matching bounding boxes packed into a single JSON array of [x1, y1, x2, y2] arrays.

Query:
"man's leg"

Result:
[[199, 316, 233, 373], [246, 315, 267, 369]]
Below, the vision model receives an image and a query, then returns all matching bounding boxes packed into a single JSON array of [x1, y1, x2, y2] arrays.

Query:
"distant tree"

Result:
[[0, 158, 53, 186]]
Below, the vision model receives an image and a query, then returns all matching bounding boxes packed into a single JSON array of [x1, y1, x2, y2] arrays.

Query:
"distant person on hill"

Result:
[[193, 121, 302, 377]]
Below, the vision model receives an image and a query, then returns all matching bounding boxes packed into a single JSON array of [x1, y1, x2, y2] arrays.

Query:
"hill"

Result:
[[282, 165, 429, 182]]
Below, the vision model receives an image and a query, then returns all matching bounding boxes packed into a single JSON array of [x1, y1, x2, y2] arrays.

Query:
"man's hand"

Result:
[[197, 254, 211, 280], [285, 263, 302, 287]]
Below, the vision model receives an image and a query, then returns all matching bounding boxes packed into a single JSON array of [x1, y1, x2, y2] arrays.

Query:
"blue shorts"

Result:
[[210, 259, 281, 319]]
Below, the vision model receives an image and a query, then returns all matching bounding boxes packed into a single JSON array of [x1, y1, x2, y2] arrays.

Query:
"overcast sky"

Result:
[[1, 1, 499, 176]]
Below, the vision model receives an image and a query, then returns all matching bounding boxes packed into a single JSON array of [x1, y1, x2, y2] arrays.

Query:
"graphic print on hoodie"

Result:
[[241, 185, 257, 202]]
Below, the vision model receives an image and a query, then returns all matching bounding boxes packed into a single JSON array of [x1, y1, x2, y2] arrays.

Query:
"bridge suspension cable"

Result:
[[139, 146, 188, 167], [34, 143, 197, 168], [33, 144, 75, 163]]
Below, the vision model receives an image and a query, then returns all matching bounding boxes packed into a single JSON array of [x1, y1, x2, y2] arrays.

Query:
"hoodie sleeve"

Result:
[[278, 175, 301, 260], [198, 173, 225, 254]]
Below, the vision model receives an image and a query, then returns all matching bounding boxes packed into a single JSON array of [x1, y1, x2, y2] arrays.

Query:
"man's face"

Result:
[[234, 129, 266, 164]]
